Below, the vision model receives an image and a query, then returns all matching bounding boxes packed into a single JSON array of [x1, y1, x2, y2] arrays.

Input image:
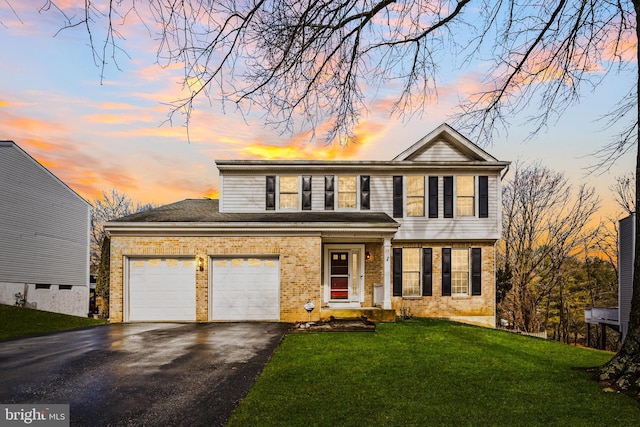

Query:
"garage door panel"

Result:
[[128, 258, 196, 322], [211, 257, 279, 321]]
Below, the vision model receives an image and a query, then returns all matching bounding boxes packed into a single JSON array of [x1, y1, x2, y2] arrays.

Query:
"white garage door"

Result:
[[211, 257, 279, 321], [128, 258, 196, 321]]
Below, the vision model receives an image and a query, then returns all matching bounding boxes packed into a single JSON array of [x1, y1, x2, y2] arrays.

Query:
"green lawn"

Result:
[[229, 318, 640, 426], [0, 304, 107, 340]]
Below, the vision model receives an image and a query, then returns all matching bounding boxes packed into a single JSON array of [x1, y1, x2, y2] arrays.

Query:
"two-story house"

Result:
[[105, 123, 509, 327], [0, 141, 91, 317]]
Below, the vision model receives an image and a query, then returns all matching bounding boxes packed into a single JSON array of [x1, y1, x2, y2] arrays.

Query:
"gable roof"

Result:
[[392, 123, 499, 162], [0, 140, 90, 207], [216, 123, 508, 174]]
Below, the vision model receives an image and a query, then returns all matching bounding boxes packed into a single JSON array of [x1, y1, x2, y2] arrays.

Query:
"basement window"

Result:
[[59, 285, 72, 290], [35, 284, 51, 290]]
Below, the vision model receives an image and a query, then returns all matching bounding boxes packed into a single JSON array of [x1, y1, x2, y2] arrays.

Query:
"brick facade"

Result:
[[110, 235, 495, 327], [109, 235, 322, 323], [390, 242, 496, 328]]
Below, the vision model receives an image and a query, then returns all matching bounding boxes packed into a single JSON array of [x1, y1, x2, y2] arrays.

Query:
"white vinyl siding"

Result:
[[220, 175, 267, 212], [410, 140, 470, 162], [393, 174, 501, 240], [311, 176, 326, 210], [367, 175, 390, 212], [0, 143, 90, 287], [618, 215, 634, 333]]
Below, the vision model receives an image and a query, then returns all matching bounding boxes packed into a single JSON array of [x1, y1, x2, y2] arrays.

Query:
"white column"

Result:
[[382, 238, 392, 309]]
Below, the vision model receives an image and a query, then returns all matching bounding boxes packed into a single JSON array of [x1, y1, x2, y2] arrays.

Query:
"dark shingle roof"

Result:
[[113, 199, 398, 225]]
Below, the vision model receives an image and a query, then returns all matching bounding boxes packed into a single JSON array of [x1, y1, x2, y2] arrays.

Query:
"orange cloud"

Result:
[[0, 110, 67, 135], [239, 119, 386, 161], [603, 32, 636, 64]]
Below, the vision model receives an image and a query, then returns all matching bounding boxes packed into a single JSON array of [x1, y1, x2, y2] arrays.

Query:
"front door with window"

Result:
[[330, 252, 349, 299], [326, 245, 364, 305]]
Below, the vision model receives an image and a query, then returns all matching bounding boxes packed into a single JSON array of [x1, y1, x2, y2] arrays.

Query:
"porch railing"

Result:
[[584, 307, 619, 325]]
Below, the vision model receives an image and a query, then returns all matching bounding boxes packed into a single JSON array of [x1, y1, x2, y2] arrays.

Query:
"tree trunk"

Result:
[[95, 235, 111, 318], [598, 1, 640, 397]]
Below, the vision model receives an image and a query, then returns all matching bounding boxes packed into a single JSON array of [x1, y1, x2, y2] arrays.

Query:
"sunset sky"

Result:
[[0, 3, 636, 222]]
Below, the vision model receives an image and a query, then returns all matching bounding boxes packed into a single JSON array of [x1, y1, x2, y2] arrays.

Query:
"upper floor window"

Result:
[[456, 176, 475, 216], [338, 176, 357, 209], [406, 176, 425, 217], [279, 176, 298, 209]]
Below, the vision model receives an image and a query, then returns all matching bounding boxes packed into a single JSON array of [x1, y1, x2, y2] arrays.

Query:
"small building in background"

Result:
[[0, 141, 91, 317], [585, 213, 634, 346]]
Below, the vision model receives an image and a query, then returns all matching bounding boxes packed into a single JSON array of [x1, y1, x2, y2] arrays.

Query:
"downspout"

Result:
[[500, 163, 511, 181]]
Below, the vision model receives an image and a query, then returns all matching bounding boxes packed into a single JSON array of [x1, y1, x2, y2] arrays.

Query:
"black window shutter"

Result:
[[302, 176, 312, 210], [393, 248, 403, 297], [360, 176, 370, 210], [428, 176, 438, 218], [422, 248, 432, 296], [479, 176, 489, 218], [443, 176, 453, 218], [266, 176, 276, 210], [324, 176, 334, 210], [442, 248, 451, 296], [471, 248, 482, 295], [393, 176, 403, 218]]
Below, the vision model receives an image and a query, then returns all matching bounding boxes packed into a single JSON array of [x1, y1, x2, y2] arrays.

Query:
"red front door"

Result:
[[330, 252, 349, 299]]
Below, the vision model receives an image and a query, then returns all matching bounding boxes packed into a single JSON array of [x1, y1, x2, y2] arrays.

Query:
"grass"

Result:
[[229, 318, 640, 426], [0, 303, 107, 340]]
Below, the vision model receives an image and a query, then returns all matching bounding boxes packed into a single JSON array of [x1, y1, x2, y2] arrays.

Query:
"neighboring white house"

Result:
[[585, 213, 634, 345], [0, 141, 91, 317]]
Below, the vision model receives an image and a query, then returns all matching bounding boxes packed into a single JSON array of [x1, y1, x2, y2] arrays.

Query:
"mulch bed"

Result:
[[292, 316, 376, 332]]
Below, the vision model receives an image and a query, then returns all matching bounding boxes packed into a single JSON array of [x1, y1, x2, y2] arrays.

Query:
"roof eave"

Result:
[[104, 221, 400, 235], [216, 161, 511, 173]]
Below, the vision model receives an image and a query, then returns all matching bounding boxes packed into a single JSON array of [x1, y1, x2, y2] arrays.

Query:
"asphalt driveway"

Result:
[[0, 322, 290, 426]]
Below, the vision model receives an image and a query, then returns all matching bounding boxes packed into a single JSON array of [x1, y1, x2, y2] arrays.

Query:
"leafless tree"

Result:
[[499, 162, 600, 333], [611, 171, 636, 215], [90, 188, 156, 317], [90, 188, 156, 273], [30, 2, 633, 144], [11, 0, 639, 395]]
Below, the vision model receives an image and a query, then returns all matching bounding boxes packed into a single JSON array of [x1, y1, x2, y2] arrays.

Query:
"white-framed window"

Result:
[[402, 248, 421, 297], [406, 176, 425, 217], [456, 176, 475, 216], [279, 176, 298, 209], [338, 176, 357, 209], [451, 248, 469, 295]]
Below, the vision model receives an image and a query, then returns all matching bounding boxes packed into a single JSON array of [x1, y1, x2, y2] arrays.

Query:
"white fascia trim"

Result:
[[105, 222, 400, 236], [217, 162, 510, 174]]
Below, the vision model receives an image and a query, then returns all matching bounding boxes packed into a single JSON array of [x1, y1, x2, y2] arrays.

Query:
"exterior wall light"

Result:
[[197, 257, 205, 271], [365, 251, 372, 261]]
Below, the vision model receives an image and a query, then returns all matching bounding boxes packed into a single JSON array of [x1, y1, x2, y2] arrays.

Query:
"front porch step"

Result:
[[320, 307, 396, 322]]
